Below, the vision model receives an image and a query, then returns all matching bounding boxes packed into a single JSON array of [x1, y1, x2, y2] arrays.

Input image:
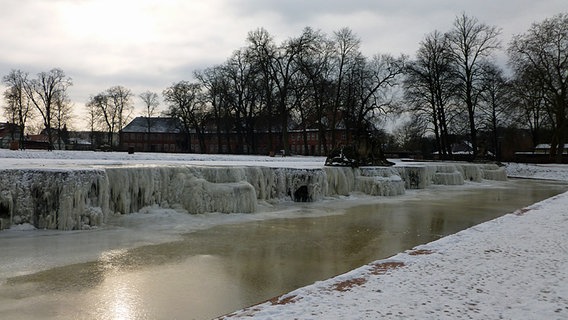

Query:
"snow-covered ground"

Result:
[[505, 162, 568, 181], [220, 162, 568, 319], [0, 149, 327, 169]]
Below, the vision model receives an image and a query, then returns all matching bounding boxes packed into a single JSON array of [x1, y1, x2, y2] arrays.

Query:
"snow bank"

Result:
[[505, 162, 568, 181]]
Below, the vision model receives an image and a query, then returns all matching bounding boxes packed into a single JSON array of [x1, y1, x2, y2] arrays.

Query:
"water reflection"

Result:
[[0, 179, 566, 320]]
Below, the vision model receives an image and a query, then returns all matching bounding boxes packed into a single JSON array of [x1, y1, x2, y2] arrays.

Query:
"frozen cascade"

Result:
[[456, 164, 483, 182], [480, 164, 508, 181], [455, 163, 507, 182], [431, 165, 464, 185], [396, 163, 506, 189], [396, 166, 432, 189], [324, 167, 357, 196], [356, 167, 406, 196], [0, 169, 109, 230], [105, 166, 258, 215], [0, 162, 507, 230]]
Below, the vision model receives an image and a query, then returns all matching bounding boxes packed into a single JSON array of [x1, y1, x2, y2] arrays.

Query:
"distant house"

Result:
[[65, 131, 112, 151], [119, 117, 184, 153], [533, 144, 568, 155], [26, 134, 62, 150], [514, 143, 568, 163]]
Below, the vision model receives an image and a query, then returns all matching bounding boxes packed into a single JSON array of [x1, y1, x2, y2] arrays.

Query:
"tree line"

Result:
[[3, 13, 567, 161]]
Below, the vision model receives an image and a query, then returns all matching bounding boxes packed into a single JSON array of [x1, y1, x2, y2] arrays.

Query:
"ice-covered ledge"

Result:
[[0, 162, 506, 231]]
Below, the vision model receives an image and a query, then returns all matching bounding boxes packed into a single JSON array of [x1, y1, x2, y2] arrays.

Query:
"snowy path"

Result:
[[221, 163, 568, 319]]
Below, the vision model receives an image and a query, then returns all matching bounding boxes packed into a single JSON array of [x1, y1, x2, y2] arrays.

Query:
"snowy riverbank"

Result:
[[219, 162, 568, 319]]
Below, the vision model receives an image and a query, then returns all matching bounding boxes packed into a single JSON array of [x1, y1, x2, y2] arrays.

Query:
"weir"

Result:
[[0, 162, 506, 230]]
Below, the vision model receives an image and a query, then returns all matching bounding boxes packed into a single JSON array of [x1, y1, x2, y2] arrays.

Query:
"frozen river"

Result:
[[0, 178, 566, 320]]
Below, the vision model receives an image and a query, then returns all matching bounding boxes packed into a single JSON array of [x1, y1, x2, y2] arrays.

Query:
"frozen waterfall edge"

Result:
[[0, 163, 506, 230]]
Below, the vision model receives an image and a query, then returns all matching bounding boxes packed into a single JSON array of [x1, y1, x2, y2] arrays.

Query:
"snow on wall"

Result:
[[0, 162, 507, 230]]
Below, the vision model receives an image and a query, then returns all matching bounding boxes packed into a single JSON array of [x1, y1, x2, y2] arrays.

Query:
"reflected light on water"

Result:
[[95, 249, 145, 320], [107, 280, 138, 320], [89, 253, 240, 320]]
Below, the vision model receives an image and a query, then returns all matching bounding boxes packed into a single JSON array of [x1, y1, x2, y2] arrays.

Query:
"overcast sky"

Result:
[[0, 0, 566, 129]]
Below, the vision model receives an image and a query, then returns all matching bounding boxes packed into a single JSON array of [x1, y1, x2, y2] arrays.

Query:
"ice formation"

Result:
[[0, 169, 109, 230], [0, 163, 506, 230]]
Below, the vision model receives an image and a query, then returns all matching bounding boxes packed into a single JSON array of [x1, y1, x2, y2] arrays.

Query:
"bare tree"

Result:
[[195, 65, 233, 153], [86, 86, 132, 149], [223, 48, 262, 154], [246, 28, 278, 152], [448, 13, 501, 159], [2, 69, 33, 149], [53, 91, 73, 149], [139, 90, 160, 150], [86, 93, 114, 147], [139, 90, 159, 119], [24, 68, 72, 150], [163, 81, 206, 152], [478, 63, 511, 160], [106, 85, 133, 135], [294, 27, 335, 154], [331, 27, 362, 148], [269, 34, 306, 155], [509, 69, 550, 147], [85, 97, 100, 147], [509, 13, 568, 162], [404, 30, 457, 158], [347, 54, 407, 141]]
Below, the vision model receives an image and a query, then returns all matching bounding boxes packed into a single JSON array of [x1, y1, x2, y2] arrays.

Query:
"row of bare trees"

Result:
[[158, 12, 565, 159], [158, 27, 406, 155], [85, 86, 134, 147], [403, 14, 502, 159], [403, 13, 567, 161], [509, 13, 568, 162], [2, 68, 72, 149]]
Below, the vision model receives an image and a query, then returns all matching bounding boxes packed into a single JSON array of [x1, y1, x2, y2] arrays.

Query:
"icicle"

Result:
[[480, 164, 508, 181]]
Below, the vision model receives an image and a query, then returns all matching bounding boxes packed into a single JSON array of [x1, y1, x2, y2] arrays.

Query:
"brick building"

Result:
[[119, 117, 353, 155], [119, 117, 184, 153]]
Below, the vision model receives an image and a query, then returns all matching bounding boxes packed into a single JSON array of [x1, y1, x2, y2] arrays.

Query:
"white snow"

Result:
[[220, 162, 568, 319]]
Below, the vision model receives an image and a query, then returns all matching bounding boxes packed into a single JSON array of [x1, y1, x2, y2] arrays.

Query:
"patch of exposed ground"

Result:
[[369, 261, 405, 275], [331, 277, 367, 292]]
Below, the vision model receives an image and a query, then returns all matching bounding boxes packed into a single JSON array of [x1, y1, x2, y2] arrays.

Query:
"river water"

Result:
[[0, 179, 566, 320]]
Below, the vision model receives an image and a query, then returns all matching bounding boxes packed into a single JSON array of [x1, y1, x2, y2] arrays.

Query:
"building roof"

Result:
[[535, 144, 568, 149], [121, 117, 181, 134]]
